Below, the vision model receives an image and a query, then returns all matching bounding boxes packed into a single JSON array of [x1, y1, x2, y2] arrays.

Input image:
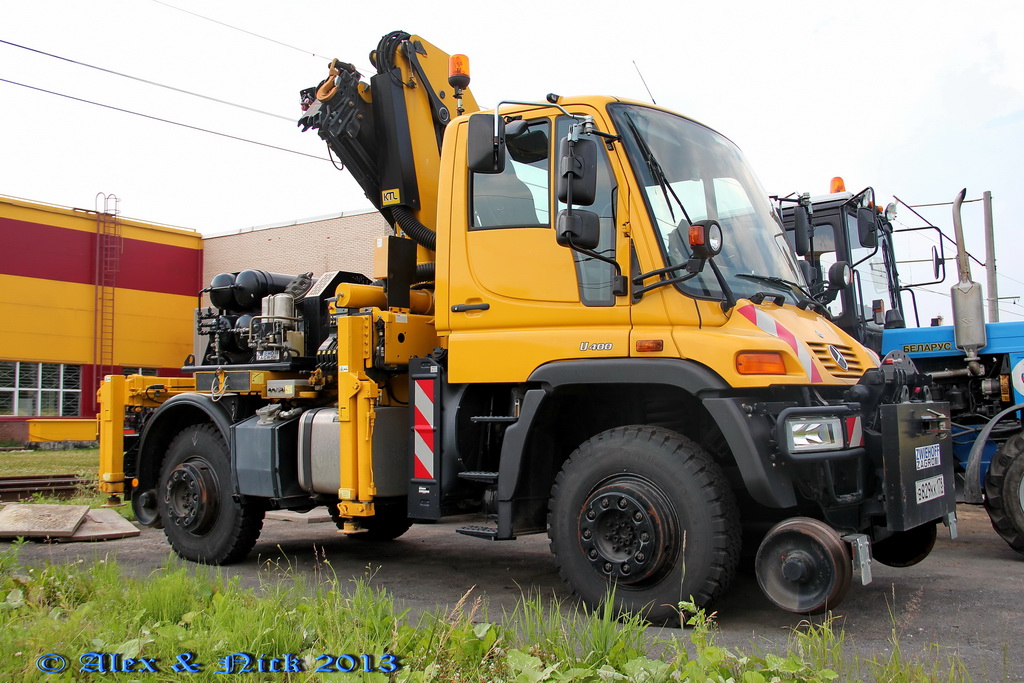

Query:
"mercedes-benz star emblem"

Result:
[[827, 345, 849, 371]]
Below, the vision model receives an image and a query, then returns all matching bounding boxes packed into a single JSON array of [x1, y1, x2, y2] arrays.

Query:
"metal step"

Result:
[[458, 471, 499, 484], [470, 415, 518, 424], [456, 525, 499, 539]]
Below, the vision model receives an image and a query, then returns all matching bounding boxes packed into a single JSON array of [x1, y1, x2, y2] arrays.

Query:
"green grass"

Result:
[[0, 448, 133, 519], [0, 447, 98, 477], [0, 544, 978, 682]]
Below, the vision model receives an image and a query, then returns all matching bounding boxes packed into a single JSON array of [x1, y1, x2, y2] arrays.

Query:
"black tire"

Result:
[[329, 499, 413, 542], [984, 433, 1024, 556], [871, 522, 937, 568], [159, 424, 264, 564], [548, 426, 741, 625]]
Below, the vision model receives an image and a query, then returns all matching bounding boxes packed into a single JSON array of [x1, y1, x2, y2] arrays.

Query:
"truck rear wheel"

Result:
[[984, 433, 1024, 556], [548, 426, 740, 625], [159, 424, 264, 564]]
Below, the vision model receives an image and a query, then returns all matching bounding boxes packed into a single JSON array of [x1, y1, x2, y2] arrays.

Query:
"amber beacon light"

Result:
[[448, 54, 471, 89]]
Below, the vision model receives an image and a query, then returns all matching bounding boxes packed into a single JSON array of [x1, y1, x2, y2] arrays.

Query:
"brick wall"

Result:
[[203, 210, 392, 286]]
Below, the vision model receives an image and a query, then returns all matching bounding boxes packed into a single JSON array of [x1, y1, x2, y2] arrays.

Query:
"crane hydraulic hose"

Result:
[[392, 205, 437, 252]]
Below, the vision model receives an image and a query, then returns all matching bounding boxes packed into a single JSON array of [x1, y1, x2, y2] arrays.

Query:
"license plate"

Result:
[[915, 444, 941, 470], [915, 474, 945, 504], [256, 350, 280, 361]]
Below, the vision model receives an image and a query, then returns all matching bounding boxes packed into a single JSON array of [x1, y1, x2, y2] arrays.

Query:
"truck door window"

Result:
[[471, 120, 550, 229], [845, 211, 891, 321], [811, 223, 843, 318], [556, 117, 618, 306]]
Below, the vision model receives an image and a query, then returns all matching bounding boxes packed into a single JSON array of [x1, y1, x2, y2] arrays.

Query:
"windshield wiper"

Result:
[[622, 113, 738, 310], [623, 114, 691, 226], [735, 273, 827, 314]]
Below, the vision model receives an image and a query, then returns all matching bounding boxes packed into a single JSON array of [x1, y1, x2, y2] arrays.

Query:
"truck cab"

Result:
[[780, 186, 905, 354]]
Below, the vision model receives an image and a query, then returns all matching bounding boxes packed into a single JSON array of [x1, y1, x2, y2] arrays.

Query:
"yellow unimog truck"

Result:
[[98, 31, 956, 623]]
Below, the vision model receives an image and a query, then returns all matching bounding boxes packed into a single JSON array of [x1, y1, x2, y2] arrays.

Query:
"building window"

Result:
[[122, 367, 159, 377], [0, 361, 82, 417]]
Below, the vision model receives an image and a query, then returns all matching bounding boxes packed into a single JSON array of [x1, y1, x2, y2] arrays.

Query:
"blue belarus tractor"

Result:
[[781, 183, 1024, 559]]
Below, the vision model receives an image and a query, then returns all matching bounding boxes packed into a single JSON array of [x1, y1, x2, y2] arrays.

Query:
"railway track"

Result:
[[0, 474, 96, 503]]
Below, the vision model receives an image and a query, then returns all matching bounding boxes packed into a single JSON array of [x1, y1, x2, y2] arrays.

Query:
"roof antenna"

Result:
[[633, 61, 657, 104]]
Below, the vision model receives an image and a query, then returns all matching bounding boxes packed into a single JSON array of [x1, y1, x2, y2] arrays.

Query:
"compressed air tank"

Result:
[[233, 270, 299, 310], [209, 272, 237, 310]]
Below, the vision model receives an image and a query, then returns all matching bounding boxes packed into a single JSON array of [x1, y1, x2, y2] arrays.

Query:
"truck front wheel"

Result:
[[159, 424, 264, 564], [984, 432, 1024, 556], [548, 426, 740, 625]]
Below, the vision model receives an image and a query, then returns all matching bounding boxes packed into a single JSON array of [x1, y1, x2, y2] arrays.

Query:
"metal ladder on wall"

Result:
[[92, 193, 121, 412]]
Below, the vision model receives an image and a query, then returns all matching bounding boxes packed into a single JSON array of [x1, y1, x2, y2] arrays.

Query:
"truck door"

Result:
[[443, 112, 631, 384]]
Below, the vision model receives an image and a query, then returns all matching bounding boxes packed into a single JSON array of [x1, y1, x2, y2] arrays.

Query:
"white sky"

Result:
[[3, 0, 1022, 322]]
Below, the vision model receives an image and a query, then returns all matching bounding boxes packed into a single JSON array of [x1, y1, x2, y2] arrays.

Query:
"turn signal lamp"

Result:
[[830, 177, 846, 193], [736, 352, 787, 375], [448, 54, 471, 89], [635, 339, 664, 352], [688, 220, 723, 258]]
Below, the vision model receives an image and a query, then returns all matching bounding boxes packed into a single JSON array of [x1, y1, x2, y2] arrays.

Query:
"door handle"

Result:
[[451, 303, 490, 312]]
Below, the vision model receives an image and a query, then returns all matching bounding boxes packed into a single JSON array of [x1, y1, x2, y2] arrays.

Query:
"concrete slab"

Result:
[[265, 508, 332, 524], [61, 508, 140, 542], [0, 504, 89, 538]]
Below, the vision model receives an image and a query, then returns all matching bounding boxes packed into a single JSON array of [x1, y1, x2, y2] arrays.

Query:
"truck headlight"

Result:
[[785, 417, 844, 452]]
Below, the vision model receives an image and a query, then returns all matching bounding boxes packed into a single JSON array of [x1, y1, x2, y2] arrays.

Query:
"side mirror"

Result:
[[467, 113, 505, 174], [793, 206, 811, 256], [931, 246, 942, 280], [556, 137, 598, 207], [828, 261, 853, 290], [856, 207, 878, 248], [556, 209, 600, 249]]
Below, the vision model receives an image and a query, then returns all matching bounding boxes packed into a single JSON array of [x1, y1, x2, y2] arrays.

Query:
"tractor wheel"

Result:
[[329, 499, 413, 542], [871, 522, 937, 568], [547, 426, 741, 626], [159, 424, 264, 564], [984, 433, 1024, 556]]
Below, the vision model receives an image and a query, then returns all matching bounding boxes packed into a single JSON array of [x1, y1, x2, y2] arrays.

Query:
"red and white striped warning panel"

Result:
[[845, 415, 864, 447], [413, 378, 436, 480], [737, 304, 822, 383]]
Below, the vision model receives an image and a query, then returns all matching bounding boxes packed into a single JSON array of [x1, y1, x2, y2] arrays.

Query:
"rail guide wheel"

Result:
[[754, 517, 852, 614]]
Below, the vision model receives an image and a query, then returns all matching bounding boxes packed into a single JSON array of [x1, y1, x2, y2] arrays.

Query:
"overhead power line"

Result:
[[0, 38, 293, 122], [916, 287, 1024, 320], [0, 78, 331, 162], [148, 0, 331, 61]]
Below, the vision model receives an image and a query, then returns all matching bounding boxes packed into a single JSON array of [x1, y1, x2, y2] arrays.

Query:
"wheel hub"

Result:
[[578, 477, 676, 585], [164, 459, 218, 533]]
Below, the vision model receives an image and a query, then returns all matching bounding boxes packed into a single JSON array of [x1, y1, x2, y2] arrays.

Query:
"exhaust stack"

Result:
[[950, 188, 986, 375]]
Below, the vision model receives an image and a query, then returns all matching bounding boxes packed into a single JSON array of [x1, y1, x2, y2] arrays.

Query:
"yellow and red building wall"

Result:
[[0, 196, 202, 442]]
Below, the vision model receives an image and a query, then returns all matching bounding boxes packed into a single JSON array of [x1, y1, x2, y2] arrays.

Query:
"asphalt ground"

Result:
[[10, 503, 1023, 680]]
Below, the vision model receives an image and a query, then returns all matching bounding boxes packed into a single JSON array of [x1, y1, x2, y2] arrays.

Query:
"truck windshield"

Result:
[[609, 103, 802, 303]]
